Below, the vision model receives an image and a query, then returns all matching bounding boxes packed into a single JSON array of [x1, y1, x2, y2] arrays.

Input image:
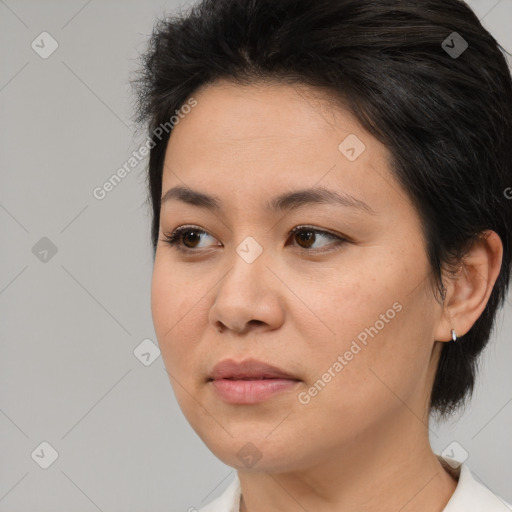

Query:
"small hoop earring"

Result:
[[451, 328, 457, 342]]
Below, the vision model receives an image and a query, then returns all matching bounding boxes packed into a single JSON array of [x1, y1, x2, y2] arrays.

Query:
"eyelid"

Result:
[[160, 224, 350, 254], [290, 224, 352, 243], [160, 224, 218, 254]]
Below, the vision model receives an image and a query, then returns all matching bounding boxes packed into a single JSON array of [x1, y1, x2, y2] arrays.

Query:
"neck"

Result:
[[237, 412, 458, 512]]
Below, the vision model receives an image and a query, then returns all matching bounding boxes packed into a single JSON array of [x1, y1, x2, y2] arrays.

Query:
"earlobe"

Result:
[[434, 230, 503, 343]]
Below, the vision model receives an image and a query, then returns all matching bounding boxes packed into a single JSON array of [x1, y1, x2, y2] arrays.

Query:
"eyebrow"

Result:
[[160, 185, 376, 215]]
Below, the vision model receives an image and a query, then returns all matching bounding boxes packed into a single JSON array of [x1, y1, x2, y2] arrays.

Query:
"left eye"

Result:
[[288, 225, 347, 252], [160, 225, 348, 254]]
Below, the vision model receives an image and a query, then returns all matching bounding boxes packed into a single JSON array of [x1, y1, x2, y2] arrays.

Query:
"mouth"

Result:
[[208, 358, 300, 381], [218, 376, 280, 380], [207, 358, 301, 404]]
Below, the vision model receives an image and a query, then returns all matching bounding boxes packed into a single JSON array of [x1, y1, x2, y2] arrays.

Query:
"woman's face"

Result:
[[151, 79, 446, 472]]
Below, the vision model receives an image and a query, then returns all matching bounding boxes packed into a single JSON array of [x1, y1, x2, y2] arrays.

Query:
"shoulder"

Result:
[[197, 473, 241, 512], [439, 455, 512, 512], [192, 459, 512, 512]]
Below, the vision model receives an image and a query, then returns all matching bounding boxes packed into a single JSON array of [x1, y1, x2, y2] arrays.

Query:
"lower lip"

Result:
[[210, 378, 300, 404]]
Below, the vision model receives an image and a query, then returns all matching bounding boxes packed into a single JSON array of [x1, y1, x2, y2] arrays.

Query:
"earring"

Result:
[[451, 328, 457, 342]]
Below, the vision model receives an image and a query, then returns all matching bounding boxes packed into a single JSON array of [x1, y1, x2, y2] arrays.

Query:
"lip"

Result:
[[209, 358, 299, 380], [208, 358, 301, 404]]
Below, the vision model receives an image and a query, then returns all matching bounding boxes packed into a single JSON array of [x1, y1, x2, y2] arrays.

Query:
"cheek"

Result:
[[151, 258, 215, 423], [291, 310, 422, 448], [150, 256, 206, 370], [284, 257, 397, 355], [290, 252, 432, 409]]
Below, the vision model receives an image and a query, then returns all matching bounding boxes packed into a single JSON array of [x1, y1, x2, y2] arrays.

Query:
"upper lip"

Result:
[[208, 358, 300, 381]]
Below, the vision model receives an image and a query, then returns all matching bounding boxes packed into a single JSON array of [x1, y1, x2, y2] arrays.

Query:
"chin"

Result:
[[194, 426, 313, 473]]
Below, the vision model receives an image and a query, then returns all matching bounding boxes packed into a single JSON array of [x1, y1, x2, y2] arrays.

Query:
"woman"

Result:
[[133, 0, 512, 510]]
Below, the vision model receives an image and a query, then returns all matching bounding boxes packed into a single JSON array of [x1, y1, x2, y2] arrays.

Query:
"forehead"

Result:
[[172, 78, 360, 146], [161, 79, 407, 218]]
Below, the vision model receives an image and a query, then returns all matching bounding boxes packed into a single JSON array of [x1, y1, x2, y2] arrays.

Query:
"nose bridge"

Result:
[[222, 234, 268, 297], [235, 233, 266, 266], [210, 234, 284, 332]]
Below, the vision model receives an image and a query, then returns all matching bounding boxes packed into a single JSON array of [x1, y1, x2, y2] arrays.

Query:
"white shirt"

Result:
[[197, 454, 512, 512]]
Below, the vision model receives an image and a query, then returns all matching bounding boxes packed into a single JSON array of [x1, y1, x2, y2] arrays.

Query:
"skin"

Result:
[[151, 78, 503, 512]]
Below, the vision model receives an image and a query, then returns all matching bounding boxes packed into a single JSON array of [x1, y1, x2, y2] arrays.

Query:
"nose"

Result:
[[208, 248, 285, 335]]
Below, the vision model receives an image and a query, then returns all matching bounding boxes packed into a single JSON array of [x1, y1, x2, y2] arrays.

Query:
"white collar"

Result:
[[198, 454, 512, 512]]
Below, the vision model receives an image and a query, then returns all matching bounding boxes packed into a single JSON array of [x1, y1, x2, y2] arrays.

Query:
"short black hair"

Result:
[[133, 0, 512, 421]]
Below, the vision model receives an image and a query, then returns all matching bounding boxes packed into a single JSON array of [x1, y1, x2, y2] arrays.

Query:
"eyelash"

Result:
[[160, 224, 349, 255]]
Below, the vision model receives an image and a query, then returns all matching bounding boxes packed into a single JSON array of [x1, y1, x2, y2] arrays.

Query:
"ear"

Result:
[[434, 230, 503, 342]]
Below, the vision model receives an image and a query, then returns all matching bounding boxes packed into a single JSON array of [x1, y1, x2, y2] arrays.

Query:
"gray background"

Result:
[[1, 1, 511, 511]]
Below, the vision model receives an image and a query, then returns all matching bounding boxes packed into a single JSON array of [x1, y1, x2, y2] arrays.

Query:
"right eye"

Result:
[[160, 225, 220, 253]]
